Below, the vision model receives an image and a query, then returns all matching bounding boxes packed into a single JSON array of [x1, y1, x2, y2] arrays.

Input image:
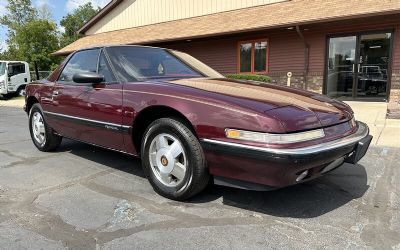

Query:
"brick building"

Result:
[[55, 0, 400, 106]]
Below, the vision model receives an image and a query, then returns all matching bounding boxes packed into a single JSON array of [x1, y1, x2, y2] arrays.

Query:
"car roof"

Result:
[[76, 44, 168, 53]]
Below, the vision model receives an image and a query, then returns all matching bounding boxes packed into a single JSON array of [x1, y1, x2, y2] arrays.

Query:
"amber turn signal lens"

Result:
[[226, 129, 241, 139]]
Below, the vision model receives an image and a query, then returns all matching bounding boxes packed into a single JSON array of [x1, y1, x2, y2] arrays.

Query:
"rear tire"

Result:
[[0, 94, 12, 100], [141, 118, 209, 200], [17, 85, 26, 96], [29, 103, 62, 152]]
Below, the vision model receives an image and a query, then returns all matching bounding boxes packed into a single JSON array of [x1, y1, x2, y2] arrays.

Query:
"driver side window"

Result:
[[59, 49, 100, 82]]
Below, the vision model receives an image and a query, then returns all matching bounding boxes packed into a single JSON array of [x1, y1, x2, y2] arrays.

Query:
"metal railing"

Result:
[[30, 71, 52, 81]]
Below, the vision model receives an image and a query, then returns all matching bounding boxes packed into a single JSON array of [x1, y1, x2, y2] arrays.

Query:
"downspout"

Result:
[[295, 25, 310, 90]]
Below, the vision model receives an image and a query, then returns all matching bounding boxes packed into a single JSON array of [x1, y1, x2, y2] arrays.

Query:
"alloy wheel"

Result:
[[31, 111, 46, 146], [148, 133, 187, 187]]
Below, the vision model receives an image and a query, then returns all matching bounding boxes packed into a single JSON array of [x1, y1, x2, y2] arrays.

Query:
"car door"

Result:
[[7, 62, 28, 93], [79, 50, 126, 151], [45, 48, 125, 151]]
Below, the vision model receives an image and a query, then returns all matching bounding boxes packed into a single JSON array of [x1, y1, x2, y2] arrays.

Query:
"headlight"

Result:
[[225, 128, 325, 144], [0, 80, 4, 89]]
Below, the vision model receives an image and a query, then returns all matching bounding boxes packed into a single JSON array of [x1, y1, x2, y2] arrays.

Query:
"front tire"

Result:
[[29, 103, 62, 151], [141, 118, 209, 200]]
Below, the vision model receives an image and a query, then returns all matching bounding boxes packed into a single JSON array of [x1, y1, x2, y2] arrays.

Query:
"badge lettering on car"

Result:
[[105, 125, 119, 131]]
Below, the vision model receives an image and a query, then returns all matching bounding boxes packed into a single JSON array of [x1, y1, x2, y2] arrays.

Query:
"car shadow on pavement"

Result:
[[191, 163, 369, 218], [58, 139, 369, 219], [57, 139, 146, 178]]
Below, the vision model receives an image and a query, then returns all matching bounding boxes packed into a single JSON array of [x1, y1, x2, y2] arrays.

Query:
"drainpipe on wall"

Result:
[[295, 25, 310, 90]]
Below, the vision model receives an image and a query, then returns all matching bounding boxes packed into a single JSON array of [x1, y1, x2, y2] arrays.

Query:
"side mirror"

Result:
[[72, 72, 104, 84]]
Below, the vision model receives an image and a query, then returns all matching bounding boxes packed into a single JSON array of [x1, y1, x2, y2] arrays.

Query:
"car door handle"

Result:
[[52, 91, 59, 96]]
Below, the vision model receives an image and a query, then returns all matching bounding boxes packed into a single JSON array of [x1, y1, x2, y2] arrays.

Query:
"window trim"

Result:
[[57, 48, 101, 84], [8, 62, 27, 76], [98, 48, 119, 84], [237, 38, 269, 74]]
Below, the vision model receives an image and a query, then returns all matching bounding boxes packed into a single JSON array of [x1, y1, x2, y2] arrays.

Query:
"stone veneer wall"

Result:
[[268, 72, 324, 94], [390, 71, 400, 104], [306, 73, 324, 94], [268, 72, 304, 89], [268, 71, 400, 103], [388, 70, 400, 118]]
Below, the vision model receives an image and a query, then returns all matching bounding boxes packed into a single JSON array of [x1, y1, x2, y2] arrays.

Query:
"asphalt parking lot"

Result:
[[0, 101, 399, 249]]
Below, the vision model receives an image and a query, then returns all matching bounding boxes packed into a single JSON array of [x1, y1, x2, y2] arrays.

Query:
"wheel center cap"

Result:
[[160, 156, 168, 166]]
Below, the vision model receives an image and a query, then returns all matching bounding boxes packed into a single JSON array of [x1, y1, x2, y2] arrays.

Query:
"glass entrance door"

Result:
[[326, 32, 392, 101], [326, 36, 357, 98], [356, 33, 391, 100]]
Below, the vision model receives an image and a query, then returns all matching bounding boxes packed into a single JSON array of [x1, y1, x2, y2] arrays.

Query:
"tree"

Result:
[[12, 19, 60, 70], [60, 3, 100, 47], [0, 0, 37, 29], [0, 0, 60, 71]]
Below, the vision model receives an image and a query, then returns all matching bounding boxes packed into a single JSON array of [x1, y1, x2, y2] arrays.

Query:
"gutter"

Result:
[[295, 25, 310, 90]]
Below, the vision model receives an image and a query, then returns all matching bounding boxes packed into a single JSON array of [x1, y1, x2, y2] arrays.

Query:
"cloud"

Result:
[[34, 0, 55, 19], [0, 0, 7, 16], [0, 40, 8, 52], [57, 25, 65, 34], [65, 0, 111, 12], [0, 0, 7, 53], [34, 0, 55, 9]]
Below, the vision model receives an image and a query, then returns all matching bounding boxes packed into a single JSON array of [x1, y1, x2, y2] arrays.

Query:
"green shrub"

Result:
[[225, 74, 271, 83]]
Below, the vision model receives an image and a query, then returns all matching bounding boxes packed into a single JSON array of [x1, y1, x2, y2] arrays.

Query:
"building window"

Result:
[[238, 39, 268, 73]]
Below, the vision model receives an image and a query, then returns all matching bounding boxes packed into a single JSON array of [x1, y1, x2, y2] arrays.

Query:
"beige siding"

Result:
[[85, 0, 288, 35]]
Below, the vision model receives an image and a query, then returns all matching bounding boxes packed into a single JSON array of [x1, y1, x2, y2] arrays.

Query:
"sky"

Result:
[[0, 0, 112, 52]]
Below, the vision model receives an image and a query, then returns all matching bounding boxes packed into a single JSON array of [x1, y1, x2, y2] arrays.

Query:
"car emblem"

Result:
[[161, 156, 168, 166]]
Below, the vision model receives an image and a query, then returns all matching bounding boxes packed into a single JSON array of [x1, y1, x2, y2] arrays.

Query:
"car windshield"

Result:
[[105, 46, 222, 82], [0, 62, 6, 76]]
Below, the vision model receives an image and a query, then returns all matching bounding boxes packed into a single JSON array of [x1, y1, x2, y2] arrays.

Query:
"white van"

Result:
[[0, 61, 31, 97]]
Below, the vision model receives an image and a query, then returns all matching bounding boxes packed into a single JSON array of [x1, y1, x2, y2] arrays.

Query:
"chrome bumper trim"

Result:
[[201, 121, 369, 155]]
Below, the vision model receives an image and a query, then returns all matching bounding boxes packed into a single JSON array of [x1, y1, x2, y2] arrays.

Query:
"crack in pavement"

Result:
[[0, 169, 127, 249], [1, 172, 270, 249], [359, 153, 399, 249], [0, 139, 31, 146], [0, 154, 61, 169], [1, 108, 399, 249]]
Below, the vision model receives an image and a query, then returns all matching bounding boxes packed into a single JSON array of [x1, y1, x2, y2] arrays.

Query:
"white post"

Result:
[[287, 72, 292, 86]]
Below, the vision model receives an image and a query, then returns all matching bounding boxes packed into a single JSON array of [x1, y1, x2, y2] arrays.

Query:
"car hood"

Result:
[[166, 78, 353, 132]]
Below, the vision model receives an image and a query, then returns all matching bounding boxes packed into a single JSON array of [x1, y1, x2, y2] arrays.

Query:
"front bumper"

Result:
[[201, 121, 372, 190]]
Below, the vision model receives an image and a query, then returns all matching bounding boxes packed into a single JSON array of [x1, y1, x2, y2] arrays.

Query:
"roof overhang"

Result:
[[54, 0, 400, 56], [77, 0, 122, 34]]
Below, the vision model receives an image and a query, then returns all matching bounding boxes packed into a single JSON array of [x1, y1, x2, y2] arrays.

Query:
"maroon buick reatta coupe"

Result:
[[25, 45, 372, 200]]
